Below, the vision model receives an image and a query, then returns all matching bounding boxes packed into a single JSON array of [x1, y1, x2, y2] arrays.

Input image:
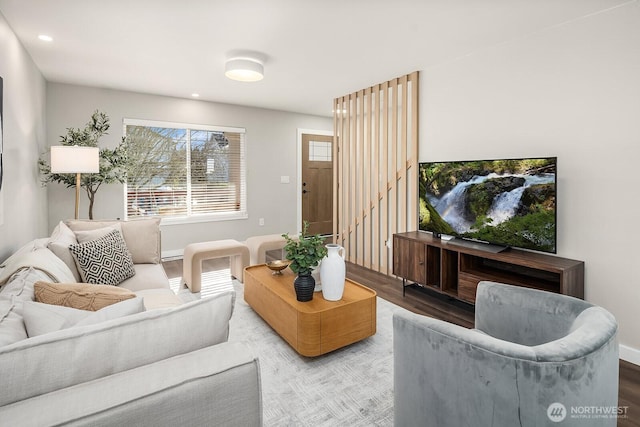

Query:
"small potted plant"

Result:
[[282, 221, 327, 302]]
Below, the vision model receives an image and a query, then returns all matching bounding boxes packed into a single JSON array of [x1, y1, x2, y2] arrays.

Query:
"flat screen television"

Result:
[[418, 157, 557, 253]]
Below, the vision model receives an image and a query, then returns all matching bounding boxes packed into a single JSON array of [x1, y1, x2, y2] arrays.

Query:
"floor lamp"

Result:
[[50, 145, 100, 219]]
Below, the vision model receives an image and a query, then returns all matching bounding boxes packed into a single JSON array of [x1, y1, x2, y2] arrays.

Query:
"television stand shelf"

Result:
[[393, 232, 584, 304]]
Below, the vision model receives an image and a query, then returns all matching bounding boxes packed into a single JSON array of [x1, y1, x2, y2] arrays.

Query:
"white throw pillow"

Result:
[[74, 297, 144, 327], [66, 218, 161, 264], [22, 297, 145, 337], [22, 301, 89, 336], [47, 221, 81, 282]]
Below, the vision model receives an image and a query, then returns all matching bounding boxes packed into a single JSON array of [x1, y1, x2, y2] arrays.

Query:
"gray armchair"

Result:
[[393, 281, 619, 427]]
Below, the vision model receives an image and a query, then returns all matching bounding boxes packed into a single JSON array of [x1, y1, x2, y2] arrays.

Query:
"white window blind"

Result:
[[123, 119, 246, 221]]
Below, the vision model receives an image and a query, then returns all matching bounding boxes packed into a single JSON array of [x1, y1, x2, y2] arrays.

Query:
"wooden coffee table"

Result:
[[243, 264, 377, 357]]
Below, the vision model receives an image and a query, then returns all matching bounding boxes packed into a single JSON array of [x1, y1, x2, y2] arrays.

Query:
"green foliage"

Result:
[[418, 197, 430, 226], [420, 158, 556, 250], [422, 158, 555, 197], [466, 176, 526, 218], [466, 184, 494, 218], [282, 221, 328, 275], [466, 210, 556, 252], [38, 110, 130, 219], [471, 214, 493, 230], [419, 197, 455, 235]]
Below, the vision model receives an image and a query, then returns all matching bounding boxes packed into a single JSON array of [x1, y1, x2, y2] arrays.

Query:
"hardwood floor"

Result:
[[162, 257, 639, 426], [620, 361, 640, 426], [346, 261, 475, 328]]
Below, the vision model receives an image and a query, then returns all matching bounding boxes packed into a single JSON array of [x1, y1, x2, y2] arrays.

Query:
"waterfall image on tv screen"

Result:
[[418, 157, 557, 253]]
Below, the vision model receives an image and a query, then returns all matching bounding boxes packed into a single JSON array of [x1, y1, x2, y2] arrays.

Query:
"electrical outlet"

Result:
[[259, 218, 265, 226]]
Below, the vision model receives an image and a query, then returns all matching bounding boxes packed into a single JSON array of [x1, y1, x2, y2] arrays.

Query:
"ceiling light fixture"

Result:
[[38, 34, 53, 42], [225, 57, 264, 82]]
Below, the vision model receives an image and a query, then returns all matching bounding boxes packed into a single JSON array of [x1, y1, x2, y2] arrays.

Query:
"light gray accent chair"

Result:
[[393, 281, 619, 427]]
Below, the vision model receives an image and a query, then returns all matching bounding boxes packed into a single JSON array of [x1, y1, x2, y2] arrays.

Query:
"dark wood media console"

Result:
[[393, 232, 584, 304]]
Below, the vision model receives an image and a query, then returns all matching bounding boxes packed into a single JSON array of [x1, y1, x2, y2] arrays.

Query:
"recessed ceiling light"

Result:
[[191, 93, 200, 98], [38, 34, 53, 42]]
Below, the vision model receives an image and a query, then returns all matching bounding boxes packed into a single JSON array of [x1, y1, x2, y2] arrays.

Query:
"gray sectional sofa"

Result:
[[0, 218, 262, 426]]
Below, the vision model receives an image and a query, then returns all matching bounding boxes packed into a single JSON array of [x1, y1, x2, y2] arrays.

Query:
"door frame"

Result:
[[296, 128, 334, 235]]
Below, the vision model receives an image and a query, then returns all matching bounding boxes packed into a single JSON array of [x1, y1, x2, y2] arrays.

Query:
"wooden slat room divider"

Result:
[[333, 71, 419, 275]]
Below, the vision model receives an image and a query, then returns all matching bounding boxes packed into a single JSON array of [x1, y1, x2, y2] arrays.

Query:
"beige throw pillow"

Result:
[[74, 223, 123, 244], [34, 281, 136, 311], [66, 218, 161, 264]]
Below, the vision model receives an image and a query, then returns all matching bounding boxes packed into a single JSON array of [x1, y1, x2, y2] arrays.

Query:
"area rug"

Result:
[[228, 280, 402, 426], [172, 271, 404, 426]]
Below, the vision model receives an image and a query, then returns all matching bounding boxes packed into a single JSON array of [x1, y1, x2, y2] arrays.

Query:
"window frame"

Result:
[[122, 118, 248, 225]]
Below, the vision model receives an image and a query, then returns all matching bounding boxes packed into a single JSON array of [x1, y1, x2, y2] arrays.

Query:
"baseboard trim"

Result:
[[620, 344, 640, 366], [162, 249, 184, 260]]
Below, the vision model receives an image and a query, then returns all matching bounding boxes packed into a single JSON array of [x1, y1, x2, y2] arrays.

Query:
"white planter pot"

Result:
[[320, 244, 346, 301], [312, 263, 322, 292]]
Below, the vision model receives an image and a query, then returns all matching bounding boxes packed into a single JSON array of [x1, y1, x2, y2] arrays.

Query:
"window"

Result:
[[123, 119, 246, 222], [309, 140, 332, 162]]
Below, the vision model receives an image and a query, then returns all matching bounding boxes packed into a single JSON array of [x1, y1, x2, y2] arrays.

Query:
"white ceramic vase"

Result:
[[320, 244, 346, 301], [312, 263, 322, 292]]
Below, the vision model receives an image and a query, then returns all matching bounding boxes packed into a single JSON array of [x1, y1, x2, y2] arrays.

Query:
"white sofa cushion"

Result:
[[0, 290, 235, 407], [134, 289, 182, 310], [119, 263, 170, 292], [22, 298, 145, 337]]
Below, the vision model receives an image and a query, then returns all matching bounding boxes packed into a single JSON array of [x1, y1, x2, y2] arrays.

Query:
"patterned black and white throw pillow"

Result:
[[69, 229, 136, 285]]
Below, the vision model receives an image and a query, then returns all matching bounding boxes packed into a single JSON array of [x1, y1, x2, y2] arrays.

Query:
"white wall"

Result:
[[0, 12, 48, 261], [46, 83, 332, 254], [420, 3, 640, 359]]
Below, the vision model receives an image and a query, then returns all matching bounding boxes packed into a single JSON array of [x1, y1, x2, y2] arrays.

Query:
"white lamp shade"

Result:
[[50, 146, 100, 173], [225, 58, 264, 82]]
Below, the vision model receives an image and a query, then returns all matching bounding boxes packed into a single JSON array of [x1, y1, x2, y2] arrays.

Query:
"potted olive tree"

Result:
[[282, 221, 327, 302], [38, 110, 129, 219]]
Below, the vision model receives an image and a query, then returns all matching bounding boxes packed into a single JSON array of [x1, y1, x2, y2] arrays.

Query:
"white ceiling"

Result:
[[0, 0, 630, 117]]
